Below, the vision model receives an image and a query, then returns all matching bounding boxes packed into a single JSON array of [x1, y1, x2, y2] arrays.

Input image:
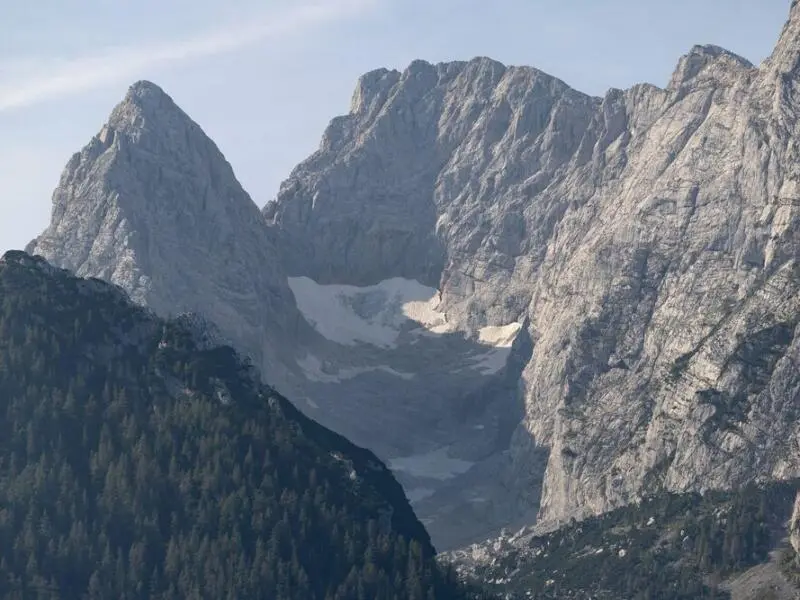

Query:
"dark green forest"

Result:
[[0, 251, 488, 600]]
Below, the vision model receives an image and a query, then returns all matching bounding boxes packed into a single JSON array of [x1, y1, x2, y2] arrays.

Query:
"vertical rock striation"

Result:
[[28, 81, 302, 391], [270, 1, 800, 527], [32, 1, 800, 547]]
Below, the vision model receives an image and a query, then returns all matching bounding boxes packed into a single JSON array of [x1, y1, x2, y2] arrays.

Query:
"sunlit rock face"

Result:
[[27, 81, 302, 396], [29, 81, 529, 550], [31, 1, 800, 551], [270, 1, 800, 536]]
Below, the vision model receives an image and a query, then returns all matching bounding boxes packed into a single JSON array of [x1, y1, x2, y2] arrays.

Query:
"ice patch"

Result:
[[289, 276, 524, 378], [298, 353, 415, 383], [478, 323, 522, 347], [389, 447, 475, 481], [467, 322, 523, 374], [287, 276, 452, 347]]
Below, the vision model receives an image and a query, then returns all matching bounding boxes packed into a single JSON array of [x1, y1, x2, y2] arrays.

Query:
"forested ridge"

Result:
[[0, 250, 489, 599], [451, 480, 799, 599]]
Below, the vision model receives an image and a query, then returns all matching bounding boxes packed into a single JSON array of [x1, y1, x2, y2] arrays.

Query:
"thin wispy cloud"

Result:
[[0, 0, 377, 112]]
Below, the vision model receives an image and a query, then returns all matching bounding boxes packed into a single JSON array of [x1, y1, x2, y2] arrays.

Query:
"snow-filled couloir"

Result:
[[288, 275, 521, 375], [283, 274, 528, 547]]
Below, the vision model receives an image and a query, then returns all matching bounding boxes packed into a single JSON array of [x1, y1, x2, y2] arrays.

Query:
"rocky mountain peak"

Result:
[[271, 55, 596, 292], [29, 81, 301, 392], [350, 68, 401, 114], [124, 79, 170, 102], [96, 80, 193, 149], [765, 0, 800, 74], [120, 79, 173, 112], [667, 44, 754, 91], [31, 79, 258, 276]]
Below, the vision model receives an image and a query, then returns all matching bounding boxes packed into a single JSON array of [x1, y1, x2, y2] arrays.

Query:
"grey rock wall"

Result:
[[270, 2, 800, 526], [31, 1, 800, 547]]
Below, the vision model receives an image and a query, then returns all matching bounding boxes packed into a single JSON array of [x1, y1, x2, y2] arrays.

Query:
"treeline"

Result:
[[462, 479, 797, 599]]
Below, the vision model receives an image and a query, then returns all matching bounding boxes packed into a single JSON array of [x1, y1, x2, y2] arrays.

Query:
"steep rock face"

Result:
[[30, 82, 526, 550], [28, 81, 301, 390], [270, 2, 800, 528]]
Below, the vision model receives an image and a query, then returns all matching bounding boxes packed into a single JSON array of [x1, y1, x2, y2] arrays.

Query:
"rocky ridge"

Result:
[[28, 80, 529, 549], [270, 1, 800, 529], [29, 1, 800, 549]]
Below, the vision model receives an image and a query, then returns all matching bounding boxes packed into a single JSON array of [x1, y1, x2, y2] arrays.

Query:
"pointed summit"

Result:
[[29, 81, 299, 388], [108, 80, 186, 132], [126, 79, 170, 99], [30, 80, 258, 284], [766, 0, 800, 74], [667, 44, 753, 90]]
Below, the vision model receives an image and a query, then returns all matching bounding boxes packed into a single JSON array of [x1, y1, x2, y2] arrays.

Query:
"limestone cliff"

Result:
[[270, 1, 800, 527], [31, 1, 800, 548], [28, 81, 302, 392]]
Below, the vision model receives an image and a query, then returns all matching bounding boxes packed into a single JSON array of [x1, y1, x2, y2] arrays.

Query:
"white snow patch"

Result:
[[289, 277, 524, 381], [462, 323, 522, 375], [288, 276, 452, 348], [298, 354, 415, 383], [466, 323, 522, 374], [389, 447, 475, 481], [478, 323, 522, 347]]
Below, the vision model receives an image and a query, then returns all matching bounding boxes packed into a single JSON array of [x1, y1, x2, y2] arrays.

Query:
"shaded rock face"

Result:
[[30, 82, 529, 550], [270, 2, 800, 529], [791, 491, 800, 556], [28, 81, 302, 392], [31, 2, 800, 548]]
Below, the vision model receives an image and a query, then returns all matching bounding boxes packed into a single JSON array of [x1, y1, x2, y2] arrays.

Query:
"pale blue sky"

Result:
[[0, 0, 790, 252]]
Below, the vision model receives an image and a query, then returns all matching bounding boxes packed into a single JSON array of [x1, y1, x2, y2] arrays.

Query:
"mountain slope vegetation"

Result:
[[0, 250, 486, 600], [446, 480, 800, 599]]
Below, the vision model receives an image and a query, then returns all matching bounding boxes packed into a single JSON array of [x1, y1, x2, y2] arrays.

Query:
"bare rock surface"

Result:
[[269, 1, 800, 532], [29, 81, 526, 549], [28, 81, 303, 394], [31, 1, 800, 549]]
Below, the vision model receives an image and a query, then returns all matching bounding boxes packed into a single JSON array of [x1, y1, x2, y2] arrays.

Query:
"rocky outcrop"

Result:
[[27, 81, 303, 392], [31, 1, 800, 549], [270, 1, 800, 528], [29, 81, 528, 550]]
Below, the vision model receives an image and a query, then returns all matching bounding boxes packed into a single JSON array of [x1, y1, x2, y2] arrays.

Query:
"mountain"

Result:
[[0, 250, 488, 599], [268, 1, 800, 532], [26, 81, 302, 394], [29, 80, 534, 550], [30, 1, 800, 551]]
